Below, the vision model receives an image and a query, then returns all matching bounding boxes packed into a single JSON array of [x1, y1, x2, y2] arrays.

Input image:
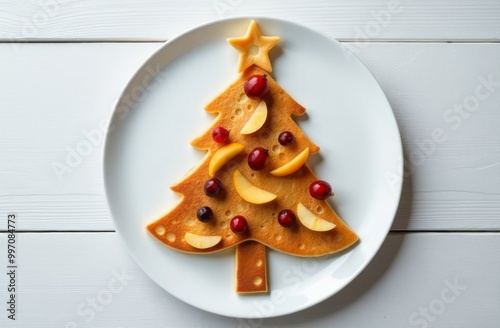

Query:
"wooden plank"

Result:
[[0, 232, 498, 326], [356, 43, 500, 230], [1, 0, 500, 41], [0, 43, 499, 231], [0, 43, 162, 231]]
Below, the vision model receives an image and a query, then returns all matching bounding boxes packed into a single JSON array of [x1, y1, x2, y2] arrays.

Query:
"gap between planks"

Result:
[[0, 230, 499, 234], [0, 39, 499, 44]]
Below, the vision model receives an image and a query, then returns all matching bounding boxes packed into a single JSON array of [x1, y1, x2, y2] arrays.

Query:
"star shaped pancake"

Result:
[[227, 20, 280, 73]]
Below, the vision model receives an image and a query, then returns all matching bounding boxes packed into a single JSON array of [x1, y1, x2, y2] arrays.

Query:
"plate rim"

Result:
[[102, 16, 404, 318]]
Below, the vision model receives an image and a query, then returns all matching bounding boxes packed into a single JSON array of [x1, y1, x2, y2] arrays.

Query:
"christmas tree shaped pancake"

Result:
[[147, 20, 358, 293]]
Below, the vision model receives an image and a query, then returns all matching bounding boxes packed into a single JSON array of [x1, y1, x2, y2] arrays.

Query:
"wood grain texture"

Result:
[[1, 3, 497, 327], [0, 42, 499, 231], [356, 43, 500, 230], [0, 43, 162, 231], [0, 232, 498, 327], [1, 0, 500, 41]]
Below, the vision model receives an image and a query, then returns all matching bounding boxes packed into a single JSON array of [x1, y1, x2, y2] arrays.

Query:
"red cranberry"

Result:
[[278, 131, 294, 146], [309, 180, 334, 200], [230, 215, 248, 234], [204, 178, 223, 197], [212, 127, 229, 143], [248, 147, 269, 171], [244, 74, 269, 99], [278, 209, 296, 227]]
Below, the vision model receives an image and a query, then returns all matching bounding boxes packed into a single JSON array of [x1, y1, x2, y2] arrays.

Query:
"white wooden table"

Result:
[[2, 1, 500, 327]]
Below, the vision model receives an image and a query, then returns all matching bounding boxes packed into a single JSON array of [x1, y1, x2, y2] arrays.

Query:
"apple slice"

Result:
[[184, 232, 222, 249], [297, 203, 336, 232], [209, 143, 245, 176], [233, 169, 277, 204], [240, 101, 267, 134], [270, 147, 310, 176]]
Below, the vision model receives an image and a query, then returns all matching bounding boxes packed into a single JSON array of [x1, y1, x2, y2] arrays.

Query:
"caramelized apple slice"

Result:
[[297, 203, 335, 232], [233, 169, 277, 204], [240, 101, 267, 134], [184, 232, 222, 249], [270, 147, 309, 176], [209, 143, 245, 176]]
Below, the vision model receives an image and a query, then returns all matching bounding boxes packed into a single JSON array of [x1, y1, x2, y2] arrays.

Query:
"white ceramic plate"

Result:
[[103, 17, 403, 318]]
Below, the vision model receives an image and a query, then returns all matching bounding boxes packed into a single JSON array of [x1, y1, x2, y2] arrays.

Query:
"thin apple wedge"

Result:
[[270, 147, 310, 177], [233, 169, 277, 204], [209, 143, 245, 176], [240, 101, 267, 134], [297, 203, 336, 232], [184, 232, 222, 249]]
